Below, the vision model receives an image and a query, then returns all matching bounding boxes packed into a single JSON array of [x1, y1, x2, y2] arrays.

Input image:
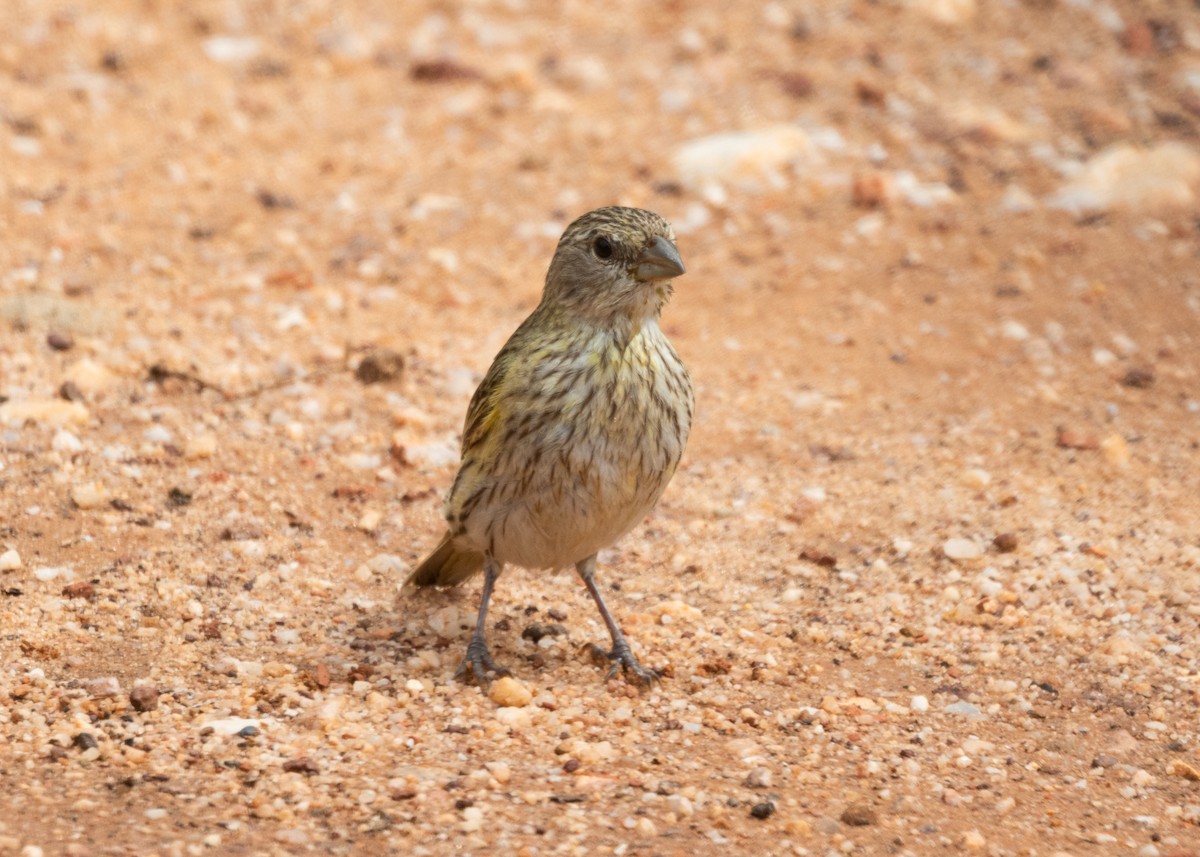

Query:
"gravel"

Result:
[[2, 0, 1199, 854]]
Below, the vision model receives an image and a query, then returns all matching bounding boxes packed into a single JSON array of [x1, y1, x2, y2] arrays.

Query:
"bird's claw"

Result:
[[454, 638, 512, 686], [585, 641, 661, 689]]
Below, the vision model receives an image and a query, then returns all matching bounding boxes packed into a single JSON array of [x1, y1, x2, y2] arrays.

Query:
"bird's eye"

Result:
[[592, 236, 613, 260]]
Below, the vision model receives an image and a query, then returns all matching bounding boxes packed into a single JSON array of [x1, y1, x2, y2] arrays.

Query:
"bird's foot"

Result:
[[585, 640, 661, 689], [454, 637, 512, 686]]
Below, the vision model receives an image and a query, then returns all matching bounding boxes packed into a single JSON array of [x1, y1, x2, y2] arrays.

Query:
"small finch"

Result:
[[406, 206, 694, 687]]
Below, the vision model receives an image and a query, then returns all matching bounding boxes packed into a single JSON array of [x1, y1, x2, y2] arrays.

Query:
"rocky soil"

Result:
[[2, 0, 1199, 855]]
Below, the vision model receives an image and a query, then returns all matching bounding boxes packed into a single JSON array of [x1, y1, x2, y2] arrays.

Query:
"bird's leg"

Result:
[[454, 554, 511, 685], [576, 554, 661, 688]]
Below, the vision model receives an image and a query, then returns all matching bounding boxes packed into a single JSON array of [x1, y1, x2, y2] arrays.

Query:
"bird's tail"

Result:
[[405, 533, 485, 588]]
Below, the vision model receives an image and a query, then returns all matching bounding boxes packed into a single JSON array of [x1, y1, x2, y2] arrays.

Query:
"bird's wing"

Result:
[[459, 309, 554, 456], [461, 343, 513, 457]]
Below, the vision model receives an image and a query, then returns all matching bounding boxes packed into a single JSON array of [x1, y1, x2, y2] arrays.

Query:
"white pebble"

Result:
[[52, 430, 83, 453], [144, 808, 168, 820], [34, 566, 74, 582], [461, 805, 484, 833], [943, 538, 983, 560], [83, 677, 121, 698], [910, 695, 929, 712], [143, 425, 173, 444], [0, 549, 21, 571]]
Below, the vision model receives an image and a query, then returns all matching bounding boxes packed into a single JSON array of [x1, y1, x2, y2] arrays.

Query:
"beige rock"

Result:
[[909, 0, 976, 25], [673, 127, 816, 192], [488, 676, 533, 708], [64, 358, 116, 393], [71, 483, 109, 510], [184, 434, 218, 459], [1101, 433, 1131, 468], [0, 399, 90, 426], [1049, 143, 1200, 215]]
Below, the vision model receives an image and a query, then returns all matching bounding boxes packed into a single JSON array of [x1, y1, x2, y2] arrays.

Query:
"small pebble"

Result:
[[356, 349, 405, 384], [944, 700, 985, 719], [46, 332, 74, 351], [488, 676, 533, 708], [129, 686, 159, 712], [745, 767, 773, 788], [840, 803, 878, 826], [962, 829, 987, 850], [749, 801, 775, 820], [992, 532, 1019, 553], [943, 538, 983, 561], [82, 677, 120, 698]]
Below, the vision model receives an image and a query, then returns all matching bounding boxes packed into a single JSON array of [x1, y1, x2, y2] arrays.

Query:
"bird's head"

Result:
[[542, 206, 685, 326]]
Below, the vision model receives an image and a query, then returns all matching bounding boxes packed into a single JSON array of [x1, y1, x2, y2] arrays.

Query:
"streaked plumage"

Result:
[[406, 206, 693, 687]]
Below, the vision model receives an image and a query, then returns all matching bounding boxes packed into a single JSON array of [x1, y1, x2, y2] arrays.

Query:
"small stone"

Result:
[[356, 349, 406, 384], [961, 468, 991, 488], [144, 808, 167, 821], [666, 795, 694, 817], [184, 434, 218, 460], [47, 332, 74, 351], [129, 686, 159, 712], [673, 126, 815, 193], [21, 847, 45, 857], [64, 358, 114, 394], [1101, 434, 1131, 468], [750, 801, 775, 820], [943, 538, 983, 561], [488, 676, 533, 708], [521, 622, 568, 643], [1121, 367, 1155, 388], [71, 483, 109, 510], [910, 0, 976, 24], [52, 429, 83, 453], [1092, 755, 1118, 768], [814, 816, 841, 835], [0, 399, 90, 426], [1169, 760, 1200, 781], [840, 803, 878, 826], [1048, 142, 1200, 216], [992, 533, 1019, 553], [72, 733, 99, 750], [460, 805, 484, 833], [745, 767, 773, 788], [203, 35, 262, 64], [204, 717, 263, 736], [910, 695, 930, 712], [273, 829, 308, 847], [83, 677, 120, 698], [1057, 427, 1099, 450], [357, 509, 383, 532], [283, 757, 320, 775], [944, 700, 985, 719], [61, 582, 96, 600], [962, 830, 987, 850], [0, 549, 21, 571], [485, 761, 512, 784]]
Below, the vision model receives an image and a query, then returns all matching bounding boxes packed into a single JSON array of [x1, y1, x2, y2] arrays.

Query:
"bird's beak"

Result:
[[633, 235, 686, 282]]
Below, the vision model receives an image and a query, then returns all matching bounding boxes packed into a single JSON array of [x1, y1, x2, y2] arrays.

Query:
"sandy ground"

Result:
[[2, 0, 1200, 855]]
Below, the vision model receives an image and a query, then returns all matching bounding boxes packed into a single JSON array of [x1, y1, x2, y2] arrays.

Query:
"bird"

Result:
[[405, 206, 694, 688]]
